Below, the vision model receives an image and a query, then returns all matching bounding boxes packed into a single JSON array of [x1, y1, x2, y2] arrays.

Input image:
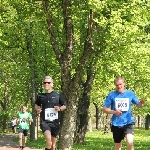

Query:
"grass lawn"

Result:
[[73, 128, 150, 150], [16, 128, 150, 150]]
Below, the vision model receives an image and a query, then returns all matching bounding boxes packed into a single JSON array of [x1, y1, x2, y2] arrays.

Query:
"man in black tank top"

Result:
[[35, 76, 67, 150]]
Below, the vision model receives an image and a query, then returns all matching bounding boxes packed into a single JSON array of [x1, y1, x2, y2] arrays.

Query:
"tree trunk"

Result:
[[138, 115, 140, 129], [58, 94, 78, 150], [74, 96, 89, 144], [145, 114, 150, 130], [74, 99, 90, 145], [30, 97, 38, 141], [0, 81, 11, 132], [87, 114, 92, 132], [93, 103, 102, 130], [104, 114, 111, 134], [74, 67, 95, 144], [42, 1, 95, 149], [26, 20, 38, 141]]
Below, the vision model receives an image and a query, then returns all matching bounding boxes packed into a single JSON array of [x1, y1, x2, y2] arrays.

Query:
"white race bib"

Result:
[[45, 108, 58, 121], [20, 119, 26, 125], [115, 98, 129, 111]]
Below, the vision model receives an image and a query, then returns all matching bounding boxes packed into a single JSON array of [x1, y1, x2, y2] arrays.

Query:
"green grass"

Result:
[[73, 128, 150, 150], [14, 128, 150, 150]]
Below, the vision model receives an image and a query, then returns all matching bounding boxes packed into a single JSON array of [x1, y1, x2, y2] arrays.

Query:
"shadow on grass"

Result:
[[13, 129, 150, 150], [73, 129, 150, 150], [73, 131, 114, 150]]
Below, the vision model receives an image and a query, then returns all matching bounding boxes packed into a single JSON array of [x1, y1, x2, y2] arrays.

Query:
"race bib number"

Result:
[[115, 98, 129, 111], [20, 119, 26, 125], [45, 108, 58, 121]]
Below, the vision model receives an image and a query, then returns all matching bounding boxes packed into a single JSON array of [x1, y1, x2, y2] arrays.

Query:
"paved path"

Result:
[[0, 134, 42, 150]]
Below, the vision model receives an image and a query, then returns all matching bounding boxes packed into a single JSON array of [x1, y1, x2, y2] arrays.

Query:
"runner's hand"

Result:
[[140, 99, 146, 105], [37, 108, 42, 114], [54, 106, 60, 111], [115, 109, 122, 116]]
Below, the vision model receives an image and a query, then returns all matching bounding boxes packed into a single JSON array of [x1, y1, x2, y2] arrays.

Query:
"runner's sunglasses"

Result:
[[43, 82, 51, 84]]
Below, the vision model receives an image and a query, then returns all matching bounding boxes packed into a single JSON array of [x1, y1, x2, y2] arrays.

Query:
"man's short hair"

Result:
[[114, 76, 125, 84], [43, 76, 53, 82]]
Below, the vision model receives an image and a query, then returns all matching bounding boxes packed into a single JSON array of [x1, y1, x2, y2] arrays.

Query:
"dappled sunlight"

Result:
[[73, 129, 150, 150], [13, 127, 150, 149]]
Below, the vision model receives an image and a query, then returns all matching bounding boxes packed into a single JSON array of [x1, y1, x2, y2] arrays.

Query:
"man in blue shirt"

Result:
[[102, 76, 145, 150]]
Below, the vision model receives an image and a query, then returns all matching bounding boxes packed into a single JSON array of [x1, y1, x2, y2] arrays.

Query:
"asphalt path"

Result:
[[0, 134, 41, 150]]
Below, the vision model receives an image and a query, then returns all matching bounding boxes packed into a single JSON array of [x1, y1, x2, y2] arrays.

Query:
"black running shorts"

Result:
[[18, 128, 28, 136], [111, 124, 134, 143], [40, 121, 60, 138]]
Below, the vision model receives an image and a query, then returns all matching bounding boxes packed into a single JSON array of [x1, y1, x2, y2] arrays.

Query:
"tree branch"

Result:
[[71, 9, 94, 88], [42, 0, 62, 65]]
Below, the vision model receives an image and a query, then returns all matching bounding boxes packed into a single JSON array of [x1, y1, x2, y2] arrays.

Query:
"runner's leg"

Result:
[[124, 124, 134, 150], [125, 133, 134, 150], [22, 129, 28, 149], [112, 126, 124, 150], [51, 136, 57, 150], [18, 132, 23, 149], [14, 125, 17, 134], [44, 130, 52, 149]]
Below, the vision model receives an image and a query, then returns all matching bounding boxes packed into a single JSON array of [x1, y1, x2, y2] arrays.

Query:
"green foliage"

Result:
[[0, 0, 150, 147], [0, 110, 10, 130], [0, 1, 63, 129], [90, 0, 150, 116]]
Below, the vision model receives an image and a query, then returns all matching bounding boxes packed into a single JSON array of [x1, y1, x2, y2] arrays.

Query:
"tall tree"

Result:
[[41, 0, 97, 149]]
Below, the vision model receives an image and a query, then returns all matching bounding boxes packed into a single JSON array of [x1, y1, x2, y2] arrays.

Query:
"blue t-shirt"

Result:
[[103, 90, 139, 127]]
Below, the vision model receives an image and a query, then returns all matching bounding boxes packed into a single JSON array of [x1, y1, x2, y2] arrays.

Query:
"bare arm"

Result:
[[35, 104, 40, 111], [136, 99, 145, 108], [136, 103, 142, 108], [16, 118, 19, 126], [28, 118, 33, 122], [102, 106, 115, 114], [35, 104, 42, 114], [54, 105, 66, 111], [60, 105, 66, 111], [102, 106, 122, 116]]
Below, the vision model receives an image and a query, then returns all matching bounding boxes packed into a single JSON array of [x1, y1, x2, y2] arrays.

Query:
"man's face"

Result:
[[43, 78, 53, 91], [115, 79, 125, 93]]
